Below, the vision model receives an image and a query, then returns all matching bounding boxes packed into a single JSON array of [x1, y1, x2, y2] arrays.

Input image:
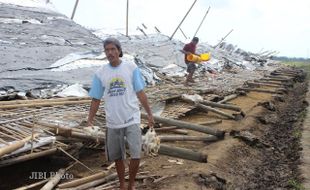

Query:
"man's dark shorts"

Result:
[[186, 62, 196, 73]]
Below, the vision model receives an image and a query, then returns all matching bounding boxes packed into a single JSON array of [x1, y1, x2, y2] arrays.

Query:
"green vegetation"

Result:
[[283, 61, 310, 80], [288, 179, 305, 190]]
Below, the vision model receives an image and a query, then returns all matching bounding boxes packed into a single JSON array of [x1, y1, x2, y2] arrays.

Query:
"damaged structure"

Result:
[[0, 1, 308, 190]]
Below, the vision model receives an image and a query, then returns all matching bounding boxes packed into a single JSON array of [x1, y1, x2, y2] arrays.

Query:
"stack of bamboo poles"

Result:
[[0, 97, 99, 167]]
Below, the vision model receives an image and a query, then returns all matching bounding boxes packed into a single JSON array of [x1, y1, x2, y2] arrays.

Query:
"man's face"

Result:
[[104, 43, 120, 63]]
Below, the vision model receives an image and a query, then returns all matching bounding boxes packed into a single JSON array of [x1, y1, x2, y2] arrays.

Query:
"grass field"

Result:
[[283, 61, 310, 80]]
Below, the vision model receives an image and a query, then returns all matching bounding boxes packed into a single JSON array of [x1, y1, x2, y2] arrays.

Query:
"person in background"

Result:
[[87, 37, 154, 190], [181, 37, 199, 86]]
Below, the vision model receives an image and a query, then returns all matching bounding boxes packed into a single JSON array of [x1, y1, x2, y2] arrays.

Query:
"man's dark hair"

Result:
[[192, 37, 199, 43], [103, 37, 123, 57]]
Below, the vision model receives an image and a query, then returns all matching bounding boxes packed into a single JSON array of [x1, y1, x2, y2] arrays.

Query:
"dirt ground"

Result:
[[0, 70, 308, 190]]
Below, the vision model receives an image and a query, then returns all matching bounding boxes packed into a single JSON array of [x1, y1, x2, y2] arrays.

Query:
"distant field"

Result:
[[283, 61, 310, 80]]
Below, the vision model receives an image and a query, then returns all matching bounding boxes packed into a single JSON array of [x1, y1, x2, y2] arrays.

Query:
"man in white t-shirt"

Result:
[[87, 38, 154, 190]]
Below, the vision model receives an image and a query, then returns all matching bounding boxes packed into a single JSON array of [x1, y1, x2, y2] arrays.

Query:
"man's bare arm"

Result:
[[87, 98, 101, 126], [136, 90, 154, 127]]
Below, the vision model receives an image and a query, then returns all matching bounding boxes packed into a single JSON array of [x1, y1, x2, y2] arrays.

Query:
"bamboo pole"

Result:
[[246, 82, 281, 88], [36, 122, 105, 143], [255, 79, 283, 85], [0, 134, 39, 158], [169, 0, 197, 40], [196, 120, 222, 125], [0, 147, 60, 167], [0, 131, 19, 140], [41, 168, 66, 190], [0, 100, 90, 109], [58, 147, 94, 172], [193, 6, 210, 38], [217, 94, 238, 104], [200, 100, 241, 111], [71, 0, 79, 20], [159, 144, 207, 162], [14, 179, 49, 190], [179, 27, 188, 39], [141, 113, 224, 138], [0, 97, 90, 106], [0, 138, 9, 145], [154, 126, 188, 135], [181, 97, 236, 119], [262, 77, 289, 82], [196, 104, 236, 120], [126, 0, 129, 36], [62, 162, 144, 190], [159, 135, 218, 142], [214, 29, 234, 48], [264, 75, 291, 80], [237, 88, 283, 94], [57, 171, 107, 188]]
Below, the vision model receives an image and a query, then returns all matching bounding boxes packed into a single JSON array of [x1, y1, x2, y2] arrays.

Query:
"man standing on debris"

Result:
[[87, 37, 154, 190], [182, 37, 199, 86]]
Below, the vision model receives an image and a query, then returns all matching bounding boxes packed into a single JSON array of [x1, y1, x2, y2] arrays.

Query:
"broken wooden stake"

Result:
[[41, 168, 66, 190], [159, 144, 207, 163], [141, 113, 225, 138]]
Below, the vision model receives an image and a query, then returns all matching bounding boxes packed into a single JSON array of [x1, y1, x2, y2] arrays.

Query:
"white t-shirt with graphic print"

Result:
[[89, 60, 145, 129]]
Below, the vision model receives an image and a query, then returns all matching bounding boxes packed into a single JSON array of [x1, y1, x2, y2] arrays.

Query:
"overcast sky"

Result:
[[50, 0, 310, 58]]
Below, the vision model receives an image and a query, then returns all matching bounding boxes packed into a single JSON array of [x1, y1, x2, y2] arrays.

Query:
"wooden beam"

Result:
[[170, 0, 197, 40], [71, 0, 79, 20], [141, 113, 225, 138], [200, 100, 241, 112], [196, 104, 236, 120], [193, 6, 210, 38], [159, 135, 218, 142], [159, 144, 207, 162], [217, 94, 238, 104], [237, 88, 283, 94], [57, 171, 107, 188], [126, 0, 129, 36]]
